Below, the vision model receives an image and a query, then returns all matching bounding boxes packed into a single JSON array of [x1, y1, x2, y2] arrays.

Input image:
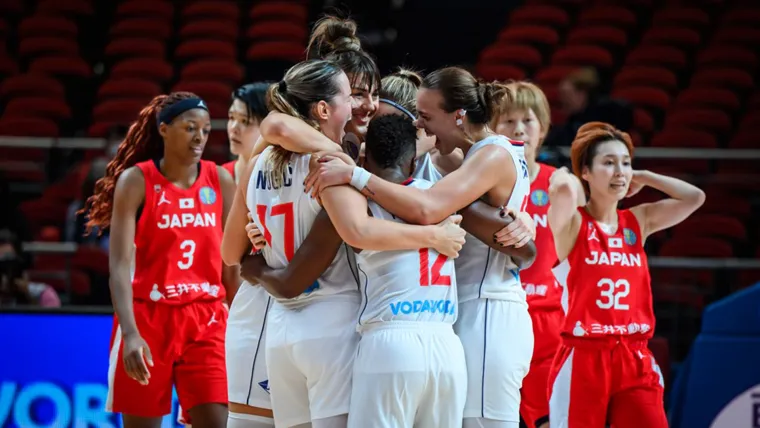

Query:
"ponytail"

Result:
[[380, 68, 424, 117], [422, 66, 509, 125], [477, 81, 512, 127], [82, 92, 199, 234]]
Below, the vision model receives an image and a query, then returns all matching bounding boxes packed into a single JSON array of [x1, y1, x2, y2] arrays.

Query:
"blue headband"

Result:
[[379, 98, 416, 121], [157, 98, 208, 128]]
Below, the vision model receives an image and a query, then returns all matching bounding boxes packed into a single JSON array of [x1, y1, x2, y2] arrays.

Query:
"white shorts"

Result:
[[454, 298, 534, 422], [348, 322, 467, 428], [266, 297, 360, 427], [226, 282, 273, 409]]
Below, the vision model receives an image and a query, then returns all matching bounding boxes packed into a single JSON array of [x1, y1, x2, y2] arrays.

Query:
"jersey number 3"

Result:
[[257, 203, 295, 261], [419, 249, 451, 286]]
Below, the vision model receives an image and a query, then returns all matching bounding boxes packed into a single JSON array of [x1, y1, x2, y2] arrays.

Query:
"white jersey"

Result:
[[455, 135, 530, 303], [356, 178, 457, 327], [247, 147, 359, 308], [412, 152, 443, 182]]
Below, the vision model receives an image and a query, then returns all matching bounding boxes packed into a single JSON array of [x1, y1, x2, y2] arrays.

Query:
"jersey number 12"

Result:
[[419, 249, 451, 286], [257, 203, 295, 261]]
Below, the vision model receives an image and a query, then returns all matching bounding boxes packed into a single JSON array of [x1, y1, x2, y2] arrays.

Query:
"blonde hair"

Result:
[[265, 60, 345, 187], [495, 81, 551, 141], [380, 68, 423, 116]]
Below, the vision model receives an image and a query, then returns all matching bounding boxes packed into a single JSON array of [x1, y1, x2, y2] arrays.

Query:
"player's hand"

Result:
[[239, 253, 267, 284], [432, 215, 466, 258], [494, 209, 535, 248], [122, 332, 153, 385], [304, 158, 354, 198], [245, 213, 267, 250], [626, 170, 646, 198]]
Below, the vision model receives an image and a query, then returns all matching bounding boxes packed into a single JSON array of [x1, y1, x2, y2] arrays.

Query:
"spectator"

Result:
[[64, 158, 109, 249], [0, 229, 61, 308], [544, 67, 633, 148]]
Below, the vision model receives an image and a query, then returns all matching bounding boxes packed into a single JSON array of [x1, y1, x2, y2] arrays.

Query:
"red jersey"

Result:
[[520, 163, 563, 312], [562, 207, 655, 339], [222, 161, 235, 181], [132, 160, 225, 305]]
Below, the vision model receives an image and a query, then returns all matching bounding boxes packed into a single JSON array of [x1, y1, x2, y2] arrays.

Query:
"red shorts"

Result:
[[547, 336, 667, 428], [520, 308, 563, 428], [107, 299, 228, 418]]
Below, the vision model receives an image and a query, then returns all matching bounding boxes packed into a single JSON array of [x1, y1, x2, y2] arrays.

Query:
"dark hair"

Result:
[[381, 68, 423, 117], [570, 121, 635, 195], [0, 228, 20, 255], [422, 66, 512, 125], [307, 15, 381, 94], [84, 92, 200, 233], [232, 82, 271, 122], [365, 114, 417, 170], [266, 60, 346, 187]]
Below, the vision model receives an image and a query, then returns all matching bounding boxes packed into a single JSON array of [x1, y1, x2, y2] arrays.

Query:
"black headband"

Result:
[[379, 98, 415, 121], [157, 98, 208, 128]]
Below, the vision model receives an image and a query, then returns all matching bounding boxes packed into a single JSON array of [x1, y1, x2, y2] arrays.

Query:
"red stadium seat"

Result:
[[497, 26, 560, 47], [92, 99, 150, 123], [551, 46, 614, 69], [649, 129, 717, 148], [626, 46, 687, 70], [172, 81, 232, 105], [479, 45, 543, 70], [180, 59, 243, 84], [720, 8, 760, 26], [105, 38, 166, 59], [110, 19, 172, 40], [672, 214, 747, 242], [641, 27, 701, 50], [182, 2, 239, 22], [673, 88, 740, 113], [110, 58, 173, 82], [0, 73, 65, 99], [97, 78, 161, 101], [246, 41, 305, 62], [0, 117, 58, 137], [246, 21, 308, 43], [2, 96, 71, 121], [36, 0, 94, 17], [566, 26, 628, 50], [18, 37, 79, 58], [534, 66, 579, 85], [18, 15, 77, 39], [612, 87, 671, 113], [175, 40, 236, 60], [632, 109, 654, 135], [658, 237, 733, 258], [690, 68, 754, 92], [613, 67, 678, 93], [476, 64, 526, 82], [509, 5, 570, 29], [577, 6, 637, 31], [665, 109, 732, 136], [180, 21, 239, 42], [249, 3, 308, 24], [712, 27, 760, 47], [29, 56, 91, 78], [651, 7, 710, 29], [696, 46, 759, 70]]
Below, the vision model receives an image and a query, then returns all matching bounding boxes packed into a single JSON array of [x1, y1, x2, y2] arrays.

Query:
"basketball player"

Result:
[[546, 122, 704, 428], [222, 82, 276, 427], [251, 15, 380, 162], [84, 92, 236, 427], [307, 67, 537, 428], [492, 81, 563, 428], [221, 60, 466, 428], [223, 82, 270, 181]]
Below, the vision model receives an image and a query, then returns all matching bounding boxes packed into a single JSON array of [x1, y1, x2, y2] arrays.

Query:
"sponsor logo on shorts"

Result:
[[389, 299, 455, 316]]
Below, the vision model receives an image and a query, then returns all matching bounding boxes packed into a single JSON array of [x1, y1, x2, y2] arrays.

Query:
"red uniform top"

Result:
[[562, 207, 655, 339], [520, 163, 563, 312], [222, 161, 235, 181], [132, 160, 225, 305]]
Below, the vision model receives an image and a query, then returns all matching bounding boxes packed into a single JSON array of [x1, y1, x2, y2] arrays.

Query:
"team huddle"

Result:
[[83, 15, 706, 428]]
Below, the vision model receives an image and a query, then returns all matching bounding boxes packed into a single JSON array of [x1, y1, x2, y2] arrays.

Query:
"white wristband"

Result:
[[350, 167, 371, 191]]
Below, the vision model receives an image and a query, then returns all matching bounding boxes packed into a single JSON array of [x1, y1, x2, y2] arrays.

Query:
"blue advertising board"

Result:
[[0, 312, 182, 428]]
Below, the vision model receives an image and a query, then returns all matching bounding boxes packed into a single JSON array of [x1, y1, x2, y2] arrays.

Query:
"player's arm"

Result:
[[251, 112, 342, 157], [221, 155, 258, 266], [109, 167, 145, 339], [320, 184, 464, 257], [628, 170, 705, 240], [547, 167, 584, 260], [460, 201, 537, 269], [239, 210, 343, 299], [310, 145, 509, 225], [217, 165, 241, 301]]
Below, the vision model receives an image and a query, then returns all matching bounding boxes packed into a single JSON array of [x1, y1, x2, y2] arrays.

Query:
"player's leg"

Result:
[[175, 300, 229, 428], [347, 325, 427, 428], [414, 326, 468, 428], [607, 347, 667, 428], [293, 299, 360, 427], [266, 303, 312, 428], [227, 412, 277, 428], [520, 356, 553, 428], [458, 299, 534, 428], [226, 285, 274, 427], [107, 303, 174, 427], [548, 344, 610, 428]]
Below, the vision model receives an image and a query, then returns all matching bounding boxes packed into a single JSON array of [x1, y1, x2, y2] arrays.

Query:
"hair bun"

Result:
[[307, 15, 362, 58], [395, 68, 423, 87]]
